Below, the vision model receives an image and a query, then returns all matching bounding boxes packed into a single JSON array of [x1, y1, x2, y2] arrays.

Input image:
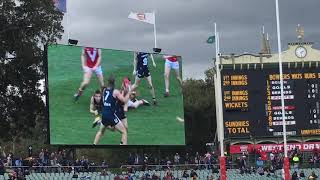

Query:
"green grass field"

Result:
[[48, 44, 185, 145]]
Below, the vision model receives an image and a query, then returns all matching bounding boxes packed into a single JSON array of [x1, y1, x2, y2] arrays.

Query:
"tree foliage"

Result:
[[0, 0, 63, 142], [183, 67, 216, 151]]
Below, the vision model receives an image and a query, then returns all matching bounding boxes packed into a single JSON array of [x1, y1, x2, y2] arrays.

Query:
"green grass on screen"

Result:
[[48, 44, 185, 145]]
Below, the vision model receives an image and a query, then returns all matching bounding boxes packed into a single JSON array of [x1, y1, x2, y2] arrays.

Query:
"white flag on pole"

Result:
[[128, 12, 155, 25]]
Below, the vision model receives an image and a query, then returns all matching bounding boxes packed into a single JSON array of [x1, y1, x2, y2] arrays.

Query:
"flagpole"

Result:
[[66, 0, 70, 43], [214, 23, 220, 154], [214, 23, 226, 180], [153, 11, 157, 48], [275, 0, 289, 179], [217, 32, 224, 155]]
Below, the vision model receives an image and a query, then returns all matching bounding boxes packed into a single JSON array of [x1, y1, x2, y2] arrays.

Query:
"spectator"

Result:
[[114, 173, 121, 180], [24, 168, 30, 176], [128, 153, 134, 165], [240, 167, 245, 175], [190, 169, 198, 178], [269, 152, 275, 161], [293, 147, 299, 155], [89, 161, 96, 172], [8, 170, 17, 180], [207, 175, 214, 180], [44, 149, 49, 165], [15, 157, 22, 167], [165, 157, 172, 170], [127, 173, 134, 180], [313, 147, 319, 157], [174, 153, 180, 165], [143, 154, 149, 171], [257, 167, 264, 176], [291, 171, 298, 180], [300, 171, 305, 178], [250, 166, 256, 174], [239, 156, 247, 169], [151, 172, 160, 180], [17, 168, 25, 179], [134, 153, 140, 165], [182, 170, 189, 178], [194, 152, 200, 165], [211, 151, 218, 164], [308, 171, 318, 180], [269, 165, 275, 175], [28, 146, 32, 157], [101, 159, 107, 169], [265, 168, 271, 177], [292, 154, 300, 172], [0, 159, 4, 175], [6, 153, 12, 167], [256, 157, 264, 168], [185, 153, 190, 164], [39, 149, 44, 164], [314, 155, 319, 168], [309, 156, 315, 168], [212, 164, 219, 173], [143, 172, 151, 180], [205, 151, 211, 169], [100, 169, 107, 176], [164, 170, 173, 180]]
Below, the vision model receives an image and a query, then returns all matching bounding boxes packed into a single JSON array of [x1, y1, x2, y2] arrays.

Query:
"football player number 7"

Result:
[[104, 91, 110, 102]]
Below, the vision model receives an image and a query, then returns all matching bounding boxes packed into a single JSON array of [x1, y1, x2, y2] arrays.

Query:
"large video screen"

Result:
[[222, 65, 320, 138], [47, 44, 185, 145]]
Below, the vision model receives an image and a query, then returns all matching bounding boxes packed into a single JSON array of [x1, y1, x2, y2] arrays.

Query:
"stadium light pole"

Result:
[[214, 23, 226, 180], [274, 0, 290, 179]]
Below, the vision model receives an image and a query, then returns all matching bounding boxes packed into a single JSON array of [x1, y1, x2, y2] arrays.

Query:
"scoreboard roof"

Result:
[[219, 42, 320, 65]]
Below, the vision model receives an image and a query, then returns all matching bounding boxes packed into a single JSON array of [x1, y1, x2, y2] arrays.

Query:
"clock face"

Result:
[[295, 46, 307, 58]]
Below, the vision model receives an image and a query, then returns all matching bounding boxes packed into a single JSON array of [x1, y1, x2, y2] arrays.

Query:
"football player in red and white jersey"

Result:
[[163, 55, 182, 97], [74, 47, 104, 101]]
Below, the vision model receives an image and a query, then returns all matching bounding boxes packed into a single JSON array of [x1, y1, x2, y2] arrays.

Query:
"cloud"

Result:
[[59, 0, 320, 79]]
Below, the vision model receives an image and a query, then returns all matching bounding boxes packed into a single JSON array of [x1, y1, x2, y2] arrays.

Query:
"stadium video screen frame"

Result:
[[47, 44, 185, 145]]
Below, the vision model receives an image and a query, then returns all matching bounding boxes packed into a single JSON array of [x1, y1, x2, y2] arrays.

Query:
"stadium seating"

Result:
[[0, 168, 319, 179]]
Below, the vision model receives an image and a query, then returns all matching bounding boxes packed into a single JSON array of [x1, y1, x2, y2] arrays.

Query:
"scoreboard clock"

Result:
[[295, 46, 307, 58]]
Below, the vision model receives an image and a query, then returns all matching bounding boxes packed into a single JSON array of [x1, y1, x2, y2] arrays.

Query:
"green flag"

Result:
[[206, 36, 215, 44]]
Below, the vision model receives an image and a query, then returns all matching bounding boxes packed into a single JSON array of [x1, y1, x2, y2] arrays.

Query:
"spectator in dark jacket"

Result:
[[190, 169, 198, 178], [182, 170, 189, 178], [291, 171, 298, 180], [0, 159, 4, 175]]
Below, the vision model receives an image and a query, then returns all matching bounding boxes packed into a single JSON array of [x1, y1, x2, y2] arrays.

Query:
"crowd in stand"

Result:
[[126, 151, 220, 169], [111, 169, 201, 180], [309, 147, 320, 168], [0, 146, 222, 179], [3, 144, 320, 179], [234, 146, 320, 179], [0, 147, 75, 179]]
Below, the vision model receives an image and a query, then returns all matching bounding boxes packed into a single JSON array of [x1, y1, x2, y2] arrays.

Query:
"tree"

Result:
[[0, 0, 63, 146], [183, 67, 216, 151]]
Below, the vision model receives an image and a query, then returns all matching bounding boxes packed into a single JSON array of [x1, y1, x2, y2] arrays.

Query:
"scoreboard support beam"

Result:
[[214, 23, 227, 180], [275, 0, 290, 179]]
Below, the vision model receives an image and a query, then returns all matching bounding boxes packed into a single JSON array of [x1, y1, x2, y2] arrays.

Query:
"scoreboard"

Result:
[[222, 66, 320, 138]]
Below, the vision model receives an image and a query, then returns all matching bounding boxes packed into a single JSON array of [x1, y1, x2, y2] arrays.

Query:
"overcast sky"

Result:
[[59, 0, 320, 79]]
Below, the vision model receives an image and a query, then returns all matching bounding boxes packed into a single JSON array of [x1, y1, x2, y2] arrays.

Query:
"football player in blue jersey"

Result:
[[93, 76, 130, 145], [131, 52, 157, 105]]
